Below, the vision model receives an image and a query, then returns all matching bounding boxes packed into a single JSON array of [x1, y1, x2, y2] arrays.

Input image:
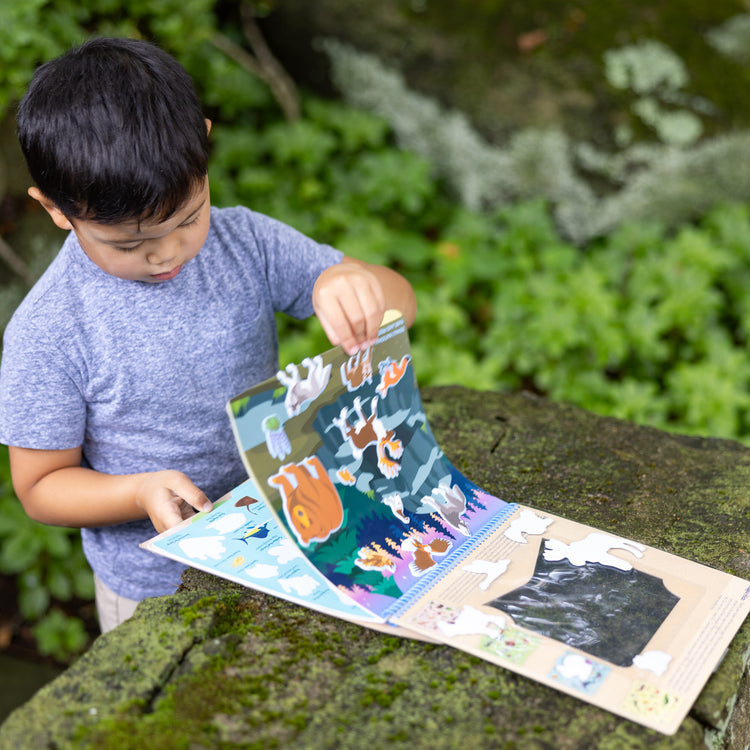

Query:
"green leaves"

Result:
[[0, 445, 94, 660], [230, 89, 750, 446], [0, 0, 217, 118], [32, 609, 90, 662]]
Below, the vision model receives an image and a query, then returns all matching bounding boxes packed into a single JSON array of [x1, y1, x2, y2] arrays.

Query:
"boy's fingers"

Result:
[[317, 297, 361, 354], [171, 477, 212, 513], [313, 259, 387, 354], [156, 503, 185, 533], [136, 470, 212, 533], [337, 284, 385, 353], [353, 283, 384, 344]]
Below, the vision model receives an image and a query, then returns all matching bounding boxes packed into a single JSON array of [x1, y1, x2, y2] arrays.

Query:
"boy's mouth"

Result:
[[150, 265, 182, 282]]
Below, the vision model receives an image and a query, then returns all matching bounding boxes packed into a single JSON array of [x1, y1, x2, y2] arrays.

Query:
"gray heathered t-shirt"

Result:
[[0, 205, 343, 600]]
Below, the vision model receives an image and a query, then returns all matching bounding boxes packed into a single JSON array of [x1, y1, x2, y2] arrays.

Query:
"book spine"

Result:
[[382, 502, 520, 621]]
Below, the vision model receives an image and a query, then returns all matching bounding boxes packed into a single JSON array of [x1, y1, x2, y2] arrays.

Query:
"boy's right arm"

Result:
[[8, 446, 212, 533]]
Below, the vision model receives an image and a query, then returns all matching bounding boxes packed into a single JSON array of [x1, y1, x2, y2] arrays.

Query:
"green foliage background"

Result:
[[1, 0, 750, 659]]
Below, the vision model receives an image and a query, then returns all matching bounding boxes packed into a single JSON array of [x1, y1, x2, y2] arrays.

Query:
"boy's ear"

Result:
[[27, 187, 74, 231], [205, 118, 212, 135]]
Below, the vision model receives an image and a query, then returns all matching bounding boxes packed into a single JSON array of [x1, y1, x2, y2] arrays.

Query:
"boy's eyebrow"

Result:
[[100, 199, 207, 246]]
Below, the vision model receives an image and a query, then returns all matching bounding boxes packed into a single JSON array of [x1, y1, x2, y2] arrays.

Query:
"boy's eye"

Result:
[[109, 213, 200, 251]]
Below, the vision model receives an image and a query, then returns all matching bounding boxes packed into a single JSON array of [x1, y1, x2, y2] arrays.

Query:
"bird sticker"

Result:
[[402, 535, 452, 576], [422, 482, 471, 536], [376, 354, 411, 398], [462, 559, 511, 591]]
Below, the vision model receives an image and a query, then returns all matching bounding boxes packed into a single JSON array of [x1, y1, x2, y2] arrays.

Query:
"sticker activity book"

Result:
[[143, 311, 750, 735]]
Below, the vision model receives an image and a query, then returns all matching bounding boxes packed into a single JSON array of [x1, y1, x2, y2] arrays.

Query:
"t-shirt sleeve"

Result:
[[0, 316, 86, 450], [243, 209, 344, 319]]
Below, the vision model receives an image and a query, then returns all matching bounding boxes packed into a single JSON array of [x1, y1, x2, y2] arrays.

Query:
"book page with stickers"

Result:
[[225, 311, 515, 622], [390, 505, 750, 734], [141, 477, 383, 625], [143, 310, 750, 734]]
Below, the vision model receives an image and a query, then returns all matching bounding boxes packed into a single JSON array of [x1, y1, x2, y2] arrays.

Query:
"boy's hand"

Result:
[[135, 470, 213, 533], [313, 258, 386, 355], [9, 445, 214, 532]]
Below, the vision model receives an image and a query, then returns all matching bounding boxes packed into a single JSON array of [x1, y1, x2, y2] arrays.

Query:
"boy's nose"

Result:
[[147, 243, 178, 266]]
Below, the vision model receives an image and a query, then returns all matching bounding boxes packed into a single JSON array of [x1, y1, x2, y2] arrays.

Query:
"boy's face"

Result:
[[30, 178, 211, 283]]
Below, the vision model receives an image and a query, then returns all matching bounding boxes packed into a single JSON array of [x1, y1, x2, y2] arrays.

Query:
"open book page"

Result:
[[141, 477, 383, 624], [142, 310, 750, 733], [390, 504, 750, 734], [226, 311, 510, 620]]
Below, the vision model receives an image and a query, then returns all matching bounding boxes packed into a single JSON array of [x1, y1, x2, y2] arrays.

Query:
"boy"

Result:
[[0, 38, 416, 632]]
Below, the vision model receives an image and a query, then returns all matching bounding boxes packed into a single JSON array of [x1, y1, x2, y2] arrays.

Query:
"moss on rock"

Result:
[[2, 387, 749, 749]]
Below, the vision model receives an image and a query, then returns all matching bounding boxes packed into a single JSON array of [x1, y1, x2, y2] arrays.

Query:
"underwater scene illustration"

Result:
[[228, 314, 512, 618]]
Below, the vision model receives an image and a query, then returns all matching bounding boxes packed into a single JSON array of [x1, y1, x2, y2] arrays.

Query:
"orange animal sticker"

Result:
[[376, 355, 411, 398], [269, 457, 344, 547], [336, 467, 356, 485]]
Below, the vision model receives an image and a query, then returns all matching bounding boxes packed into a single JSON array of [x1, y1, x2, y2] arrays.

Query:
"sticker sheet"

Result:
[[391, 506, 750, 734], [142, 477, 382, 624], [143, 311, 750, 734]]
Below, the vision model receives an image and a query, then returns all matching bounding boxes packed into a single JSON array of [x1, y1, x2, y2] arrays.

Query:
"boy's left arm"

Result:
[[312, 256, 416, 355]]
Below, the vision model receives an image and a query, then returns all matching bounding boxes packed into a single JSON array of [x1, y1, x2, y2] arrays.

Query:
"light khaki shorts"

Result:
[[93, 574, 140, 633]]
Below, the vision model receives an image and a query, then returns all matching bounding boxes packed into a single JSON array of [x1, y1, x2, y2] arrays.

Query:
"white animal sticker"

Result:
[[633, 650, 672, 676], [178, 536, 226, 561], [543, 533, 645, 572], [437, 605, 506, 638], [504, 508, 554, 544], [462, 558, 510, 590], [276, 355, 332, 417]]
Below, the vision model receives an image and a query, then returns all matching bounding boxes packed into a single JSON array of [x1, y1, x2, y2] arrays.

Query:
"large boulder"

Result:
[[256, 0, 750, 145], [2, 386, 750, 749]]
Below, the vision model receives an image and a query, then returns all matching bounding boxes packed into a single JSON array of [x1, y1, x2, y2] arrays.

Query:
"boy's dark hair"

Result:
[[17, 37, 210, 224]]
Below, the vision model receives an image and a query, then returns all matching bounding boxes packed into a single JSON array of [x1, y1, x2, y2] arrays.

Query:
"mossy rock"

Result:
[[2, 386, 750, 749], [258, 0, 750, 146]]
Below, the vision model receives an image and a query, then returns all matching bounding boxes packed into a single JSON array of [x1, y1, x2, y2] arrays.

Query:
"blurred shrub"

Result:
[[0, 0, 216, 116], [322, 39, 750, 245], [208, 93, 750, 443], [0, 444, 94, 661]]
